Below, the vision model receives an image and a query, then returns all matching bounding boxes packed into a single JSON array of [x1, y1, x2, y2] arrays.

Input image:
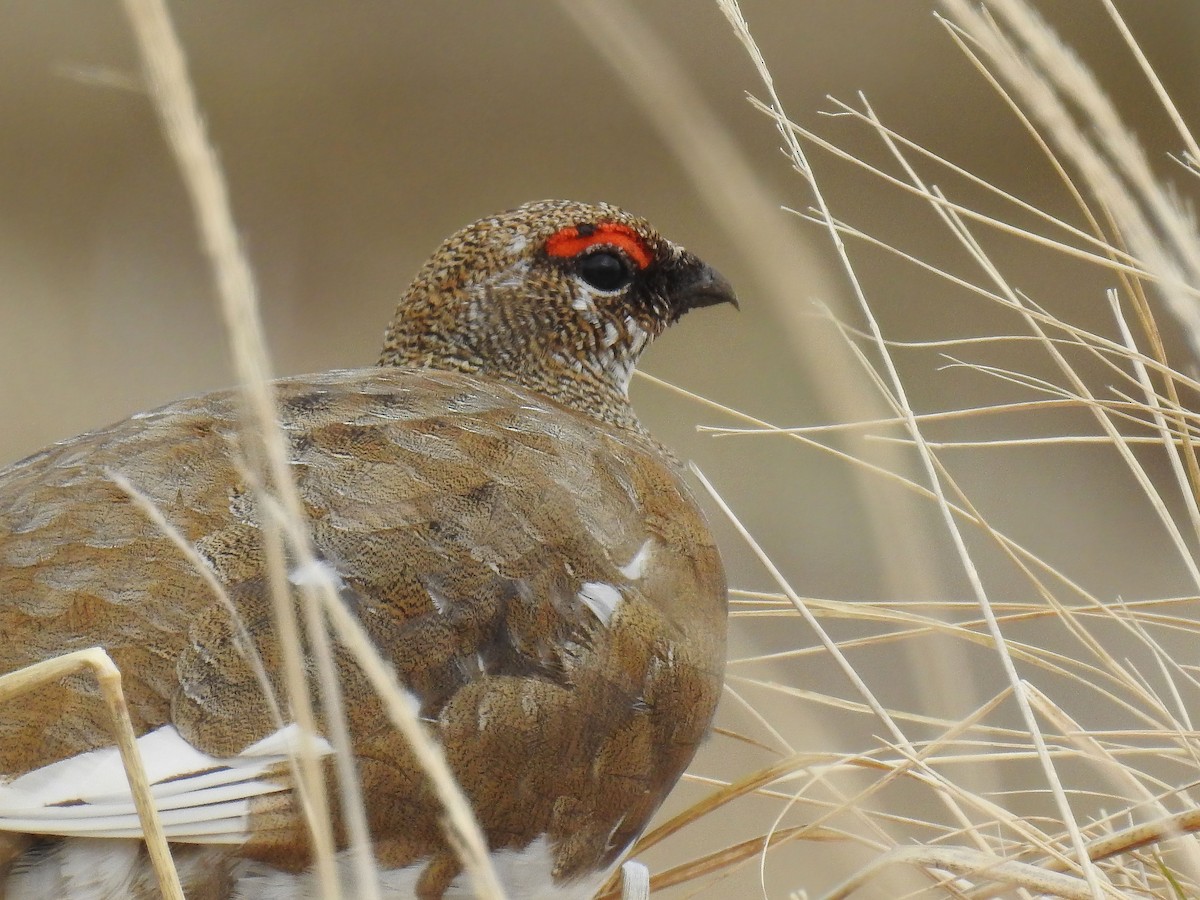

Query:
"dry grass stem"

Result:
[[117, 0, 342, 891], [0, 650, 185, 900]]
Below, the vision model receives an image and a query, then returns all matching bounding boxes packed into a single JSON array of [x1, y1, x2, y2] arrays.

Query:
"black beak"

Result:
[[670, 255, 739, 317]]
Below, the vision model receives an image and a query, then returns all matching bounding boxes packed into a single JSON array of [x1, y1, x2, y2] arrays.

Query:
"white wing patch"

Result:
[[0, 724, 332, 844], [619, 540, 653, 581], [577, 582, 623, 627], [575, 543, 653, 627]]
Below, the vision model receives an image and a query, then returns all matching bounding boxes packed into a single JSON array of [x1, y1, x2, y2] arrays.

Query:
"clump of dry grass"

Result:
[[601, 1, 1200, 897]]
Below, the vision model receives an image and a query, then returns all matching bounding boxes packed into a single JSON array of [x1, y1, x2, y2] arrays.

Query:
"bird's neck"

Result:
[[378, 333, 646, 433]]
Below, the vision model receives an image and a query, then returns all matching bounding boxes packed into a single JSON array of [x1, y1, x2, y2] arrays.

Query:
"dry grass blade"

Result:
[[109, 471, 288, 734], [116, 1, 343, 893], [634, 754, 847, 856], [821, 845, 1099, 900], [0, 650, 185, 900], [597, 826, 842, 900]]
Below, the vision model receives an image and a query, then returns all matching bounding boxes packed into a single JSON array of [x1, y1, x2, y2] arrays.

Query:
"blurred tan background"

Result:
[[3, 2, 1200, 896]]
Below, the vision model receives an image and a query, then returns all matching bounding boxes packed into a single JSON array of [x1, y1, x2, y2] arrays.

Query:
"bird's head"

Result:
[[379, 199, 736, 429]]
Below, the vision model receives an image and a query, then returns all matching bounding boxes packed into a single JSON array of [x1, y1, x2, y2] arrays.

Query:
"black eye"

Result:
[[577, 249, 634, 292]]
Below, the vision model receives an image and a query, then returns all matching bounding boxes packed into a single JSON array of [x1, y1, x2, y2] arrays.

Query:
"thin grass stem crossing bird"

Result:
[[0, 200, 735, 899]]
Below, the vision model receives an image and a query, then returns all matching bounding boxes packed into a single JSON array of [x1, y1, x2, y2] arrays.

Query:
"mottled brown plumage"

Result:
[[0, 200, 734, 898]]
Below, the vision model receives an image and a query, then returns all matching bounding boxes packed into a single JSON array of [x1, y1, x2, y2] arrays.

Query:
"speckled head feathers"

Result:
[[378, 200, 736, 430]]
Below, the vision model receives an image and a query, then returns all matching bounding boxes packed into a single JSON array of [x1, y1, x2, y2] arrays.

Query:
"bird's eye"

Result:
[[577, 249, 634, 292]]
